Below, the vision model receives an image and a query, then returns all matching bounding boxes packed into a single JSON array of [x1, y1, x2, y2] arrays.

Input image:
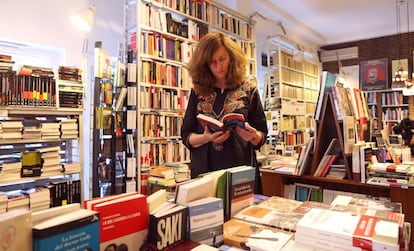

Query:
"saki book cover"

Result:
[[148, 203, 187, 251]]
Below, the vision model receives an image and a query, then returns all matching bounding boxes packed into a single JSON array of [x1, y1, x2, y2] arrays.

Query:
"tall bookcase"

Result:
[[364, 89, 409, 137], [125, 0, 257, 194], [91, 44, 128, 198], [0, 69, 84, 209], [264, 35, 319, 148]]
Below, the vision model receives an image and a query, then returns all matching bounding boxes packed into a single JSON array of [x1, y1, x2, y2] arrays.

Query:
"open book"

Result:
[[196, 113, 247, 132]]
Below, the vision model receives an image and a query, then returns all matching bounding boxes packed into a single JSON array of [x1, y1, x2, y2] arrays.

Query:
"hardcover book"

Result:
[[90, 193, 148, 251], [32, 208, 100, 251], [226, 165, 256, 219], [148, 203, 188, 250], [196, 113, 246, 132]]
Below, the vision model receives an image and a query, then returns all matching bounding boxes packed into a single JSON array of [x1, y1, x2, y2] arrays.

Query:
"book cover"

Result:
[[148, 203, 188, 250], [226, 165, 255, 219], [83, 192, 137, 210], [196, 113, 246, 132], [186, 197, 224, 247], [0, 209, 32, 251], [223, 218, 293, 250], [174, 176, 213, 205], [199, 169, 226, 197], [258, 195, 303, 212], [147, 189, 167, 213], [90, 193, 148, 251], [233, 204, 303, 232], [315, 71, 337, 120], [32, 208, 100, 251], [296, 137, 314, 176], [296, 208, 399, 251]]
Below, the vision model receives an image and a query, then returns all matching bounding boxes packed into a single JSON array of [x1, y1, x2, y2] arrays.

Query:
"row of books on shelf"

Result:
[[0, 178, 81, 214], [0, 145, 81, 181], [0, 55, 82, 108], [0, 118, 78, 140]]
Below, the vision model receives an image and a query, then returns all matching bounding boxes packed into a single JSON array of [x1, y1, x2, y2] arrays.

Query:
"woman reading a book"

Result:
[[181, 32, 268, 193]]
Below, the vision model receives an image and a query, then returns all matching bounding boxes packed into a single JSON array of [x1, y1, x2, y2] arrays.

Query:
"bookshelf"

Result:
[[364, 89, 409, 137], [264, 35, 319, 148], [0, 106, 84, 207], [91, 44, 128, 198], [126, 0, 257, 194]]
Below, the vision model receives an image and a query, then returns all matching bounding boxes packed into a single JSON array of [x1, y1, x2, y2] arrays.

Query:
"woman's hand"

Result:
[[235, 122, 262, 145], [204, 125, 230, 143], [189, 125, 231, 148]]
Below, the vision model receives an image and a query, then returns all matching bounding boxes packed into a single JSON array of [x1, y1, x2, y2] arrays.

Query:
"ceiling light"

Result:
[[71, 5, 95, 32]]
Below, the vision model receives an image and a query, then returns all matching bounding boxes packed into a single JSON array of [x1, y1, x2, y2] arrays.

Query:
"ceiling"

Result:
[[250, 0, 414, 48]]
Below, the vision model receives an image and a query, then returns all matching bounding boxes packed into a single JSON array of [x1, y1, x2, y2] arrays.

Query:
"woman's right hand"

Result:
[[204, 125, 230, 143]]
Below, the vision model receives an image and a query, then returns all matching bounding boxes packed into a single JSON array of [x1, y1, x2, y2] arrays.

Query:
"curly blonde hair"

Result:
[[187, 32, 247, 96]]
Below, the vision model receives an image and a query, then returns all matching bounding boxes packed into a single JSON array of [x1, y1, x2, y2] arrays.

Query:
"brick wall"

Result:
[[321, 32, 414, 119], [321, 32, 414, 82]]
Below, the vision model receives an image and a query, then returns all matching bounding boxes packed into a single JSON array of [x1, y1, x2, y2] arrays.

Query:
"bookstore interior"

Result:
[[2, 0, 414, 250]]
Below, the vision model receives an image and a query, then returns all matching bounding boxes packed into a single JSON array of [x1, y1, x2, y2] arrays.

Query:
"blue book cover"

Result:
[[186, 197, 224, 247], [33, 209, 100, 251]]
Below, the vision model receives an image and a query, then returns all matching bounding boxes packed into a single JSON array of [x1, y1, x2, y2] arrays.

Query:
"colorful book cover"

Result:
[[186, 197, 224, 247], [32, 209, 99, 251], [90, 193, 148, 251], [223, 218, 293, 250]]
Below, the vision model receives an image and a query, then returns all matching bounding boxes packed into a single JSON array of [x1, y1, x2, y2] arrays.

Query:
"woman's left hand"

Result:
[[235, 122, 260, 144]]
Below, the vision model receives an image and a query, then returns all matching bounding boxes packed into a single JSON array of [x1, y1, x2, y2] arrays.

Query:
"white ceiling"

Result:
[[250, 0, 414, 48]]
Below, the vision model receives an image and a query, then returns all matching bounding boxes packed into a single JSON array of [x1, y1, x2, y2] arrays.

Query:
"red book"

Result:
[[196, 113, 246, 132], [319, 155, 338, 177], [85, 192, 148, 250]]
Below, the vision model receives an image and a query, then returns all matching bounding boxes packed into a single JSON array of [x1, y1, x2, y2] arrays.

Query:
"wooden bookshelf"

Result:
[[126, 0, 257, 194]]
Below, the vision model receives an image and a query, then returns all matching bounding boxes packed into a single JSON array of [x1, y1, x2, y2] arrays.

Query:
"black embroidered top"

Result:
[[181, 81, 268, 192]]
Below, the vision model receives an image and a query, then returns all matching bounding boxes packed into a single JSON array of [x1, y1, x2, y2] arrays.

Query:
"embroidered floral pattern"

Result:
[[197, 81, 253, 119]]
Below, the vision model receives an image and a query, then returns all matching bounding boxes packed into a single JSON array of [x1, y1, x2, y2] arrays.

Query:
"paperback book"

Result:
[[196, 113, 246, 132], [186, 197, 224, 247], [148, 203, 188, 250]]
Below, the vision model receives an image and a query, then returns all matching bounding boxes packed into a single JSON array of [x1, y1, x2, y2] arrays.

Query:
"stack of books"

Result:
[[39, 146, 62, 176], [367, 162, 414, 187], [59, 118, 78, 139], [0, 119, 23, 139], [22, 187, 50, 212], [40, 121, 60, 140]]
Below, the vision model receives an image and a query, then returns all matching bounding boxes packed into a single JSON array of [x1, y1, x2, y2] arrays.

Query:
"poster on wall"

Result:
[[360, 58, 388, 91], [339, 65, 359, 89]]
